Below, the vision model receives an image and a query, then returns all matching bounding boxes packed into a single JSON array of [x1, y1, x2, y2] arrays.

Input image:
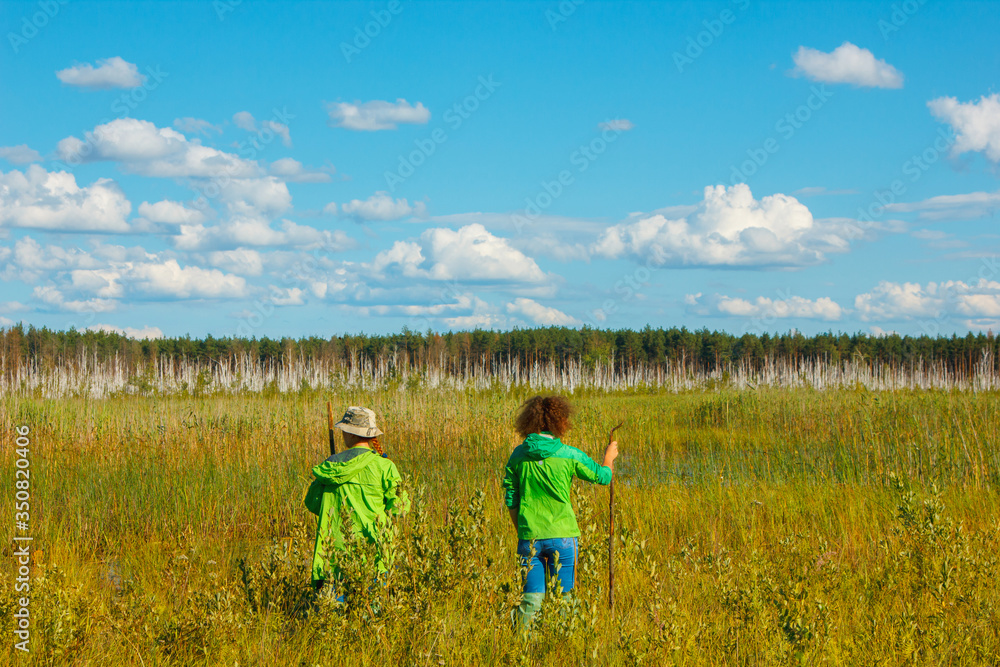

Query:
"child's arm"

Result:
[[570, 441, 617, 485]]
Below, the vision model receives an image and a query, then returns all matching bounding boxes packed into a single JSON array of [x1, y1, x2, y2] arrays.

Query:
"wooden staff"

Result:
[[607, 420, 623, 614], [327, 401, 337, 456]]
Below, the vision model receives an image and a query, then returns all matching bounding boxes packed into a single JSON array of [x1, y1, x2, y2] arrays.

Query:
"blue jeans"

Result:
[[517, 537, 578, 595]]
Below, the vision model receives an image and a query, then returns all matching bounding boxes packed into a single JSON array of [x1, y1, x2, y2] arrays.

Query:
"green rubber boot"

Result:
[[512, 592, 545, 629]]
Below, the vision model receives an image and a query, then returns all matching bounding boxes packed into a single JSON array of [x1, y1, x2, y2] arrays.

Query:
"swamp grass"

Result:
[[2, 386, 1000, 664]]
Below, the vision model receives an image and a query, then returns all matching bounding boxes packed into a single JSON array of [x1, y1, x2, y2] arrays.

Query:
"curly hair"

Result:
[[515, 395, 573, 438]]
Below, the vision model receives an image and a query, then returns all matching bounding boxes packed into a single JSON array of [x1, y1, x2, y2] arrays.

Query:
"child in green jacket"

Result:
[[502, 395, 619, 627], [305, 406, 408, 594]]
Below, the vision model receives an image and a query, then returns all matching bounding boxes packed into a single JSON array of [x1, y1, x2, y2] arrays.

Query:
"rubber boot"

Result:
[[512, 592, 545, 629]]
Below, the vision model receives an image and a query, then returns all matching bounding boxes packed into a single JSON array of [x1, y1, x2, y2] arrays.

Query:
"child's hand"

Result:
[[603, 440, 619, 467]]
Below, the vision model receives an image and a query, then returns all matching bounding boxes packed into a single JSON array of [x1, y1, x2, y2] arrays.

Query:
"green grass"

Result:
[[2, 386, 1000, 664]]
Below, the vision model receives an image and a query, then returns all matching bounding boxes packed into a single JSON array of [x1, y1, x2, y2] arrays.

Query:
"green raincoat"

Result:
[[502, 432, 612, 540], [304, 445, 408, 585]]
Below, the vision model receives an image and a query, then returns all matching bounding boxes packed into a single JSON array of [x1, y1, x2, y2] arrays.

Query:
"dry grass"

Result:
[[1, 386, 999, 664]]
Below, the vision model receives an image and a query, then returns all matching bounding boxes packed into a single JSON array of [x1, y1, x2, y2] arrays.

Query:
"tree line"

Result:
[[2, 324, 999, 379]]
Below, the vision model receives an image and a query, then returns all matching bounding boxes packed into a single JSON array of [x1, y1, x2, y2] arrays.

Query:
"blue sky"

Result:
[[2, 0, 999, 339]]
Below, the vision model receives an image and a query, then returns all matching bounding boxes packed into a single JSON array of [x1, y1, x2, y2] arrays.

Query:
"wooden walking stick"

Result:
[[327, 401, 337, 456], [607, 420, 624, 614]]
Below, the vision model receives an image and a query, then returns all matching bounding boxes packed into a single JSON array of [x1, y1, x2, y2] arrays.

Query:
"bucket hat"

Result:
[[334, 406, 384, 438]]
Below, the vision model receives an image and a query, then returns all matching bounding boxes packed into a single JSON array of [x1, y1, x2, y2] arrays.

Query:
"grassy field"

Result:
[[2, 386, 1000, 665]]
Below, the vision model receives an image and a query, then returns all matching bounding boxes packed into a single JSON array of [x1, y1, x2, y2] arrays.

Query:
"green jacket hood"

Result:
[[521, 432, 564, 460], [311, 446, 376, 484]]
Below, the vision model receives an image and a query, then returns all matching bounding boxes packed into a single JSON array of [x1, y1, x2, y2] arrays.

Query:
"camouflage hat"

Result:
[[334, 406, 384, 438]]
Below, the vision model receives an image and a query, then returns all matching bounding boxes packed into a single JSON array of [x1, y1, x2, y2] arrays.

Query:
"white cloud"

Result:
[[128, 259, 249, 299], [232, 111, 256, 131], [327, 99, 430, 131], [855, 279, 1000, 321], [137, 200, 207, 225], [1, 237, 103, 283], [32, 286, 118, 313], [0, 145, 42, 164], [174, 216, 351, 252], [211, 177, 292, 218], [269, 286, 305, 306], [592, 184, 846, 268], [233, 111, 291, 146], [0, 316, 13, 327], [371, 224, 549, 283], [790, 42, 903, 88], [56, 118, 260, 179], [688, 293, 843, 321], [206, 248, 264, 276], [0, 165, 131, 232], [338, 191, 426, 221], [173, 117, 221, 136], [56, 56, 145, 89], [887, 190, 1000, 221], [869, 326, 899, 337], [506, 298, 580, 326], [928, 94, 1000, 162], [88, 324, 164, 340], [598, 119, 634, 132], [269, 158, 332, 183]]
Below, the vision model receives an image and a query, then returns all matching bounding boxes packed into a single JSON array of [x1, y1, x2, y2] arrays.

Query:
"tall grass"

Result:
[[2, 387, 999, 664]]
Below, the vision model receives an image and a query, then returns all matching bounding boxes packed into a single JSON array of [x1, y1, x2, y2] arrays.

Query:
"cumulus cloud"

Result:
[[0, 237, 103, 282], [56, 56, 145, 89], [206, 248, 264, 276], [269, 158, 331, 183], [56, 118, 260, 179], [137, 200, 207, 225], [506, 298, 580, 326], [81, 259, 248, 300], [87, 324, 164, 340], [592, 184, 846, 268], [370, 224, 549, 283], [327, 99, 430, 131], [173, 117, 221, 136], [0, 165, 131, 232], [928, 94, 1000, 162], [0, 145, 42, 164], [32, 286, 118, 313], [687, 293, 843, 321], [598, 119, 634, 132], [855, 279, 1000, 322], [337, 191, 426, 221], [790, 42, 903, 88]]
